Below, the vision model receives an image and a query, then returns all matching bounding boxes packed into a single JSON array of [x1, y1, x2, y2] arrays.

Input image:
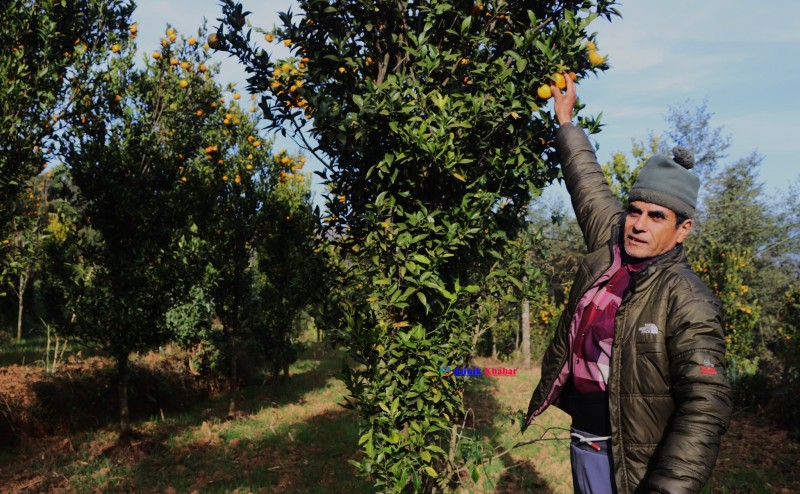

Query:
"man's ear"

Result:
[[676, 218, 693, 244]]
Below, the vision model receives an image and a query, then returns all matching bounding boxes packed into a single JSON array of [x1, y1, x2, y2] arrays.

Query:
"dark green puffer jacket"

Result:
[[524, 124, 732, 494]]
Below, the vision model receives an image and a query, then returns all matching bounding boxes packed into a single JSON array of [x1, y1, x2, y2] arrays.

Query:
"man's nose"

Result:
[[632, 214, 648, 232]]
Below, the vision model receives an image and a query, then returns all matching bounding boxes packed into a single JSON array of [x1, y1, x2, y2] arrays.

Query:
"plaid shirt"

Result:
[[572, 259, 650, 393]]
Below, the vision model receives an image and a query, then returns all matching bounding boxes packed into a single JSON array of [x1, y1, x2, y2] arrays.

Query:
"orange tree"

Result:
[[0, 0, 132, 224], [0, 176, 49, 342], [250, 150, 325, 384], [59, 25, 234, 439], [216, 0, 617, 489], [183, 99, 275, 417], [177, 101, 321, 415]]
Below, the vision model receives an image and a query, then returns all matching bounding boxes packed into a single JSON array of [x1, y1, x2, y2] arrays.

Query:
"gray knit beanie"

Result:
[[628, 146, 699, 219]]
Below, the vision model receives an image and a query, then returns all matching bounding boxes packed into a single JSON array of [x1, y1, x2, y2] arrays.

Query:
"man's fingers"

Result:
[[565, 71, 576, 95], [550, 83, 561, 102]]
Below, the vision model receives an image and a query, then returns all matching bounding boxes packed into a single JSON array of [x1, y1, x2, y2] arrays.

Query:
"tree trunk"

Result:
[[491, 329, 497, 359], [227, 327, 238, 418], [16, 268, 30, 343], [521, 299, 531, 369], [117, 353, 132, 441]]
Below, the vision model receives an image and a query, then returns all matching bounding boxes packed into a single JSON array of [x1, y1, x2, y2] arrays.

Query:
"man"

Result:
[[524, 75, 732, 494]]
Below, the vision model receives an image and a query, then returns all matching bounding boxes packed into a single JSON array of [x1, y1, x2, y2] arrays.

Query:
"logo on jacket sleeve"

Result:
[[637, 323, 659, 335], [700, 358, 718, 375]]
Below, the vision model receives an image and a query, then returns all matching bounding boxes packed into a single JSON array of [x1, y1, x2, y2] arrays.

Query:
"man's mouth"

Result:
[[627, 236, 645, 245]]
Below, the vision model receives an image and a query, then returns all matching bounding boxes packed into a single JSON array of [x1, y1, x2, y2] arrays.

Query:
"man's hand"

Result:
[[551, 72, 577, 126]]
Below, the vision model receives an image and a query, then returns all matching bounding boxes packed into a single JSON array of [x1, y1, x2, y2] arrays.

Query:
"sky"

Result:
[[132, 0, 800, 208]]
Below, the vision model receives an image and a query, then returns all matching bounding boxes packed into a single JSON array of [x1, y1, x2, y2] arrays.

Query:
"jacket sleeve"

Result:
[[556, 124, 625, 253], [643, 280, 733, 493]]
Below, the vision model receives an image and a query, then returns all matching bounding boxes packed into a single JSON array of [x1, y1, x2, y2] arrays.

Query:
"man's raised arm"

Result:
[[551, 75, 624, 253]]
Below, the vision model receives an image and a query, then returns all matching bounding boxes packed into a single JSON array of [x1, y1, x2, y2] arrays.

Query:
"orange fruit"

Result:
[[207, 33, 222, 50], [551, 73, 566, 89], [589, 50, 605, 65], [179, 79, 188, 88], [536, 84, 552, 99], [187, 37, 196, 46], [284, 39, 292, 46], [568, 72, 578, 82], [152, 51, 162, 60], [129, 24, 138, 35], [170, 57, 179, 66], [196, 109, 204, 117], [180, 177, 187, 183], [265, 33, 274, 43], [586, 41, 596, 51], [111, 44, 120, 53]]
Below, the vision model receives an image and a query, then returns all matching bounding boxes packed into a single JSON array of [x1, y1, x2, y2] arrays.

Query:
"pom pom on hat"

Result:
[[671, 146, 695, 170]]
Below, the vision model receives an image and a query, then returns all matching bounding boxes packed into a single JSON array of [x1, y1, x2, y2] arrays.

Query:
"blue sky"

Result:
[[133, 0, 800, 206]]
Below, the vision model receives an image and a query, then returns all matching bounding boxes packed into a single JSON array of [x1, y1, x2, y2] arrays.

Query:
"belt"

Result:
[[570, 431, 612, 452]]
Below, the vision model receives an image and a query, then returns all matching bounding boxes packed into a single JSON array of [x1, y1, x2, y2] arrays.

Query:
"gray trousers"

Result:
[[570, 428, 617, 494]]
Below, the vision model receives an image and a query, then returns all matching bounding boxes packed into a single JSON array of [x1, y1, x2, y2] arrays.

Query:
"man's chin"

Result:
[[623, 243, 651, 260]]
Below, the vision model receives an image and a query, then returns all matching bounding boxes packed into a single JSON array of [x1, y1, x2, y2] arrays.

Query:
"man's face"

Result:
[[623, 201, 692, 259]]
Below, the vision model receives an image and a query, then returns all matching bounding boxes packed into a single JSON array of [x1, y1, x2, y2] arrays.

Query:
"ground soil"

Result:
[[1, 355, 798, 493]]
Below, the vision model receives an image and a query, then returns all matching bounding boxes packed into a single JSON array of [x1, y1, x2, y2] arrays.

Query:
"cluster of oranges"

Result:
[[536, 71, 577, 100], [535, 39, 606, 100], [269, 58, 310, 118], [273, 150, 307, 184], [585, 41, 606, 66]]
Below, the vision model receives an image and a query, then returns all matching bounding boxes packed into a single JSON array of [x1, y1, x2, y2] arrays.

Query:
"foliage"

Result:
[[251, 151, 325, 384], [770, 285, 800, 430], [1, 176, 49, 341], [689, 155, 780, 368], [217, 0, 618, 490], [58, 23, 233, 436], [692, 247, 760, 363], [0, 0, 133, 223]]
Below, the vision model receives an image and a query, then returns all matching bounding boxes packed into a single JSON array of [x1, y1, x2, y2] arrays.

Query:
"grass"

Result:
[[459, 356, 572, 493], [0, 335, 50, 367], [2, 344, 799, 493], [0, 338, 372, 493]]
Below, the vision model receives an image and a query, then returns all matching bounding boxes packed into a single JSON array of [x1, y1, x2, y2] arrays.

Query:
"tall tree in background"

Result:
[[216, 0, 618, 489], [61, 25, 231, 440], [1, 178, 48, 342], [0, 0, 133, 225], [183, 99, 275, 417], [664, 98, 731, 179], [689, 154, 779, 364]]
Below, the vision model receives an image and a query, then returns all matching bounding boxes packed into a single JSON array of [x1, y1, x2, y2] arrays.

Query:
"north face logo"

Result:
[[638, 323, 659, 335]]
